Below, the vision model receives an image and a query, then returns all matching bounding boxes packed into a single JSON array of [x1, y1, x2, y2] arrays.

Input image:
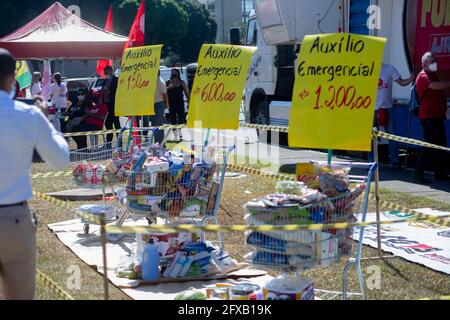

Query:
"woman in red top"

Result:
[[414, 52, 450, 183], [66, 89, 108, 150], [86, 92, 108, 130]]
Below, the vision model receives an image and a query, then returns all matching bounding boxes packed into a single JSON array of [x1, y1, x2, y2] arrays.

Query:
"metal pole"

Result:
[[100, 214, 109, 300], [373, 130, 382, 257]]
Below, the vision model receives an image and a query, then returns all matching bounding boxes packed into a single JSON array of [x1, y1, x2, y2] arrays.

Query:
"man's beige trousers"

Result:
[[0, 204, 36, 300]]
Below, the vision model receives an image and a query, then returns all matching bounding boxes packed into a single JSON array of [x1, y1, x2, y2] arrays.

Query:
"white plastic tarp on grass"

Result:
[[47, 219, 272, 300]]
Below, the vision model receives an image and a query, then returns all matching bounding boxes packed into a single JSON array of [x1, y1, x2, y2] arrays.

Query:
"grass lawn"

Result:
[[1, 153, 449, 300]]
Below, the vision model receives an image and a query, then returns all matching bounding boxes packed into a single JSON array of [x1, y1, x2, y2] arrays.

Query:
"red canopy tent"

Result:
[[0, 2, 128, 59]]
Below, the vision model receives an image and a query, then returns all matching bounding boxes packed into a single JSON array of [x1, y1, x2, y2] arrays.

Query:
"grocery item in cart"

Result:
[[275, 181, 308, 195], [246, 232, 314, 256], [244, 191, 328, 210], [314, 163, 351, 197], [73, 162, 107, 186], [124, 148, 218, 218], [244, 182, 365, 271], [296, 163, 351, 197], [245, 231, 338, 269], [244, 251, 313, 270]]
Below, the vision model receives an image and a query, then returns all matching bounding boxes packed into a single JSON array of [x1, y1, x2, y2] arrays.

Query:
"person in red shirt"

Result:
[[414, 52, 450, 183], [66, 89, 107, 150], [86, 91, 108, 131]]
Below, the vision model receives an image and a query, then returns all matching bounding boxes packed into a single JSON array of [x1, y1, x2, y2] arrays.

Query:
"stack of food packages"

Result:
[[124, 148, 218, 219], [116, 233, 239, 280], [72, 144, 148, 186], [244, 163, 365, 271]]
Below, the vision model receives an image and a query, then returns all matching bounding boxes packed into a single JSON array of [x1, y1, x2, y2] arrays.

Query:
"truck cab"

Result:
[[243, 0, 344, 142]]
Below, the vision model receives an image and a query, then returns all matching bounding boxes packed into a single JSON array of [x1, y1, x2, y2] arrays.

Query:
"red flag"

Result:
[[132, 117, 141, 146], [124, 1, 145, 51], [97, 6, 114, 78]]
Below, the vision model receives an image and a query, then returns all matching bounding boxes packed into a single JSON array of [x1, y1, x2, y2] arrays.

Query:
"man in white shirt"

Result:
[[371, 63, 414, 169], [0, 49, 70, 300]]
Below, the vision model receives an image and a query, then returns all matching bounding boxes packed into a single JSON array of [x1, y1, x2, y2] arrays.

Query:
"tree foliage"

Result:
[[176, 0, 217, 63], [144, 0, 189, 57]]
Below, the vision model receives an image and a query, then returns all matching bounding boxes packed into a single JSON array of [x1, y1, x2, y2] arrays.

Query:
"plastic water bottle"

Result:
[[142, 239, 160, 281]]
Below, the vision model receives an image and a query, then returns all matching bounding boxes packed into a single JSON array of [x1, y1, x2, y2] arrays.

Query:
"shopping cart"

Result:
[[112, 144, 236, 250], [244, 161, 377, 300], [70, 127, 166, 235]]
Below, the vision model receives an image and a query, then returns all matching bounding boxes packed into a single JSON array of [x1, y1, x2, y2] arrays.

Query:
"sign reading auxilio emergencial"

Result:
[[115, 45, 162, 116], [288, 34, 386, 151], [187, 44, 256, 130]]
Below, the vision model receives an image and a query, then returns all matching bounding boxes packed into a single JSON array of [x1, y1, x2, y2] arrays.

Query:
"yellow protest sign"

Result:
[[115, 45, 162, 116], [187, 44, 256, 130], [288, 34, 386, 151]]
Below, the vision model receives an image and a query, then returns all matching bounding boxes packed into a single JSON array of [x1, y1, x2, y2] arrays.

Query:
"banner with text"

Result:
[[187, 44, 256, 130], [116, 45, 162, 116], [415, 0, 450, 71], [354, 209, 450, 275], [288, 34, 386, 151]]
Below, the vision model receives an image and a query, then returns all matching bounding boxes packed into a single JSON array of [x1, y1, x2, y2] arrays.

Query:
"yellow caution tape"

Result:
[[368, 194, 450, 227], [63, 125, 187, 138], [104, 213, 450, 235], [374, 130, 450, 152], [240, 123, 449, 152], [62, 123, 449, 152], [420, 295, 450, 301], [228, 163, 449, 227], [32, 164, 449, 228], [240, 123, 289, 133], [64, 129, 120, 138], [226, 164, 296, 181], [32, 185, 450, 234], [36, 269, 75, 300], [32, 171, 72, 179]]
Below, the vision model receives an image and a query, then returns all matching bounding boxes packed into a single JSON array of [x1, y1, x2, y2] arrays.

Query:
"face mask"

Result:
[[78, 95, 85, 102], [105, 74, 112, 79], [428, 62, 438, 72]]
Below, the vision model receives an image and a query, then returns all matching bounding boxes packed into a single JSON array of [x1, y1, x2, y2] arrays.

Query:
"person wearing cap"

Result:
[[0, 49, 70, 300]]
